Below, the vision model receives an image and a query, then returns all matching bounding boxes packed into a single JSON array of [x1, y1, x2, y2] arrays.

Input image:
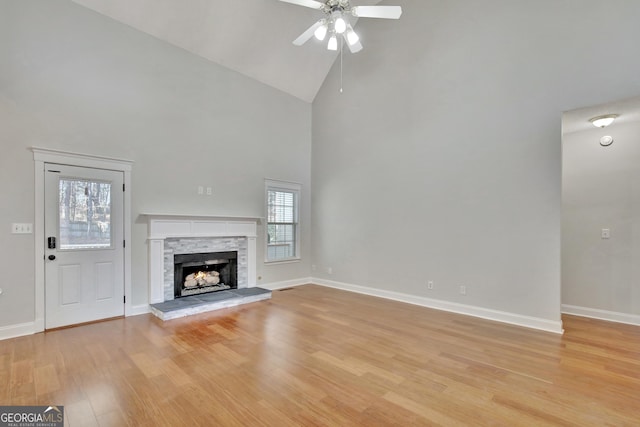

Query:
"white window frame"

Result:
[[265, 179, 301, 263]]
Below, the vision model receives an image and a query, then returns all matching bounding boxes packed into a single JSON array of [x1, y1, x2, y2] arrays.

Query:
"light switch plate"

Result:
[[12, 223, 33, 234]]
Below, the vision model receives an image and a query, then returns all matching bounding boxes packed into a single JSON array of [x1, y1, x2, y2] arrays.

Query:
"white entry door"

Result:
[[45, 164, 125, 329]]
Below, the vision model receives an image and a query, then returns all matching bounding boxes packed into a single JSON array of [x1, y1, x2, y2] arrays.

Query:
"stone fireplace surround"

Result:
[[146, 214, 259, 305]]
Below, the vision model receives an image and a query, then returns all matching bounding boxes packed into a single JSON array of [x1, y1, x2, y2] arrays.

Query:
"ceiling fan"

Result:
[[280, 0, 402, 53]]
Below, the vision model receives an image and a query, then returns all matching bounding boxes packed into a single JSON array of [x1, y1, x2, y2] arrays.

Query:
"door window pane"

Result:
[[59, 179, 112, 249]]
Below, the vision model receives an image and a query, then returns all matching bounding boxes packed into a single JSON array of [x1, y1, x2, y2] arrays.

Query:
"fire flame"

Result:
[[194, 271, 206, 280]]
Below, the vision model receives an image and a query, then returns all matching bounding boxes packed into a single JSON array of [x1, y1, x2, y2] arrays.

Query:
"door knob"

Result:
[[48, 255, 56, 261]]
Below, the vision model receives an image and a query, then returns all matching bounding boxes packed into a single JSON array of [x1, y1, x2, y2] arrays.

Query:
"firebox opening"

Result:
[[174, 251, 237, 298]]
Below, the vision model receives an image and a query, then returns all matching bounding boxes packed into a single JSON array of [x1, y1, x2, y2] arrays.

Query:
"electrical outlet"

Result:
[[311, 264, 317, 271], [197, 186, 204, 195], [427, 280, 434, 290], [601, 228, 610, 239], [206, 187, 212, 196], [459, 285, 466, 295], [327, 267, 333, 274]]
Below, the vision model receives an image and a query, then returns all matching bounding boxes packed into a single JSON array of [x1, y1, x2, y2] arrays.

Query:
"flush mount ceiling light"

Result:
[[282, 0, 402, 53], [589, 114, 619, 128]]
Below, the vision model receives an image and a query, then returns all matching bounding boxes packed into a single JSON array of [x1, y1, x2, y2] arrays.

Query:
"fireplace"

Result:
[[146, 214, 258, 304], [174, 251, 237, 298]]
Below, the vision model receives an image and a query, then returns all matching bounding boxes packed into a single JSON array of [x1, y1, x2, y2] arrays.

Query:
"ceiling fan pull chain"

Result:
[[340, 37, 343, 93]]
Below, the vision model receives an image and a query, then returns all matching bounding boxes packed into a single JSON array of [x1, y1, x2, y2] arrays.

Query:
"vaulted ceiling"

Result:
[[71, 0, 383, 103]]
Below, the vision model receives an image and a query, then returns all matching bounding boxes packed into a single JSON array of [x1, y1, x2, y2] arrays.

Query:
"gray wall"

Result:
[[562, 110, 640, 316], [4, 0, 640, 332], [311, 0, 640, 322], [0, 0, 312, 328]]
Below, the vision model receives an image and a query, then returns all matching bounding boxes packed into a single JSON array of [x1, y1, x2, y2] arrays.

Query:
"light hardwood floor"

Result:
[[1, 284, 639, 426]]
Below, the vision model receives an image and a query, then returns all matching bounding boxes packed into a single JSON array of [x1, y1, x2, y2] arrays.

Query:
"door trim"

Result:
[[32, 147, 133, 333]]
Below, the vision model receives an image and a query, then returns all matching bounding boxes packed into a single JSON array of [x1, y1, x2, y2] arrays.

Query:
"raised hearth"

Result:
[[150, 287, 271, 321]]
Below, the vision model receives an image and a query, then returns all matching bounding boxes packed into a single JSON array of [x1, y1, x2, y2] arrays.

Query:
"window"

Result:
[[265, 180, 300, 262], [59, 178, 112, 249]]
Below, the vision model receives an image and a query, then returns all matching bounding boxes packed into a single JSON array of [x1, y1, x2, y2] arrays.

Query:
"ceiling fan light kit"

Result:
[[333, 11, 347, 34], [314, 20, 328, 40], [327, 34, 338, 51], [346, 27, 359, 45], [280, 0, 402, 53]]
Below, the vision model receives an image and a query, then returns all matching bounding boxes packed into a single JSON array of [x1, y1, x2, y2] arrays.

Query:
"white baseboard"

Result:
[[260, 277, 312, 291], [562, 304, 640, 326], [0, 321, 37, 341], [2, 306, 150, 340], [128, 304, 151, 316], [312, 278, 564, 334]]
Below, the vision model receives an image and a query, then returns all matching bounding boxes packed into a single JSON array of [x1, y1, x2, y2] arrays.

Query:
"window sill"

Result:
[[264, 257, 301, 265]]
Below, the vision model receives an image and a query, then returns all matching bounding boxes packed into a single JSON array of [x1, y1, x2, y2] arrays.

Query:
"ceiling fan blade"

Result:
[[279, 0, 324, 10], [343, 33, 363, 53], [352, 5, 402, 19], [293, 20, 324, 46]]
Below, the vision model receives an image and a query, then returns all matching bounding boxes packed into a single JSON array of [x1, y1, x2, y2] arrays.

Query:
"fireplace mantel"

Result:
[[143, 213, 262, 238], [145, 214, 260, 304]]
